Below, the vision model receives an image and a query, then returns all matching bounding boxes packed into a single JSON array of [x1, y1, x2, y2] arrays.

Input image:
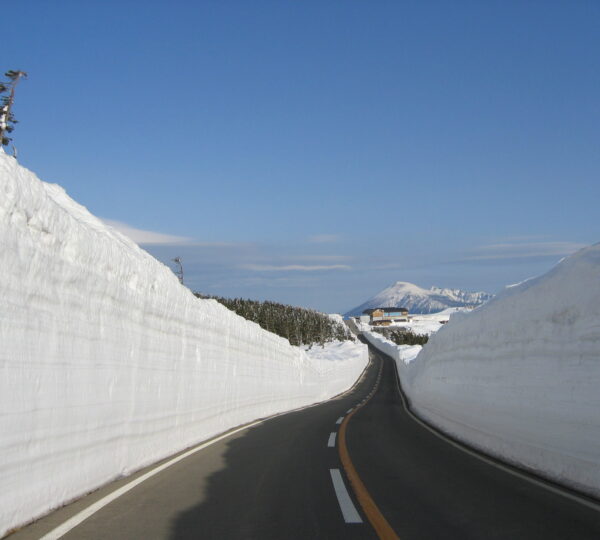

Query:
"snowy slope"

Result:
[[0, 151, 368, 536], [367, 245, 600, 498], [345, 281, 493, 316]]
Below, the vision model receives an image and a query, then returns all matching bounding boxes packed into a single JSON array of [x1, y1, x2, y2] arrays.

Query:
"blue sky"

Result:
[[6, 1, 599, 313]]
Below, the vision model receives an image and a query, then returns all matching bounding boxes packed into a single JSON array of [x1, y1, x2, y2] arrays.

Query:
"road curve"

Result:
[[9, 344, 600, 539]]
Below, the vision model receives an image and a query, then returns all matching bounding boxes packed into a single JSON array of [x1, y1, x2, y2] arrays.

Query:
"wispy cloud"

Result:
[[307, 234, 340, 244], [103, 219, 193, 245], [288, 254, 353, 263], [464, 241, 586, 261], [103, 218, 243, 247], [242, 264, 351, 272]]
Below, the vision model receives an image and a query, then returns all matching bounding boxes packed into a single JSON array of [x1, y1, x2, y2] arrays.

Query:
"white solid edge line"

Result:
[[336, 416, 344, 425], [37, 346, 380, 539], [330, 469, 363, 523], [328, 432, 337, 448], [39, 419, 264, 540]]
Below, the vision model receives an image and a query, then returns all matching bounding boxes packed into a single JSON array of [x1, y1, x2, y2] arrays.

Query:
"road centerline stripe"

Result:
[[338, 361, 399, 539], [330, 469, 363, 523]]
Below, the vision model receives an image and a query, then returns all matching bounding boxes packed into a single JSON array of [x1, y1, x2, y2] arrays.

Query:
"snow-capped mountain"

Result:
[[345, 281, 493, 316]]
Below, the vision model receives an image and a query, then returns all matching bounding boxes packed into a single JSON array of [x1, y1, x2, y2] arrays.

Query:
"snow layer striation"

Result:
[[0, 151, 368, 536]]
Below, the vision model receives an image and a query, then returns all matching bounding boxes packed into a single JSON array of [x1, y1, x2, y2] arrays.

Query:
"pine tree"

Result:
[[385, 328, 429, 346], [194, 292, 352, 347], [0, 70, 27, 150]]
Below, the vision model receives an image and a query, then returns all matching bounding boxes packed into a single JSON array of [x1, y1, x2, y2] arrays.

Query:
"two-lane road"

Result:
[[11, 344, 600, 539]]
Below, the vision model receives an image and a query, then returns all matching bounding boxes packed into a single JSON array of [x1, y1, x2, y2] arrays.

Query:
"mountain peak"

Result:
[[345, 281, 493, 316]]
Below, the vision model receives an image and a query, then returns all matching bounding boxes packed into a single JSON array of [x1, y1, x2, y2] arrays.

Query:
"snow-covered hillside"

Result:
[[0, 151, 368, 536], [368, 244, 600, 499], [345, 281, 493, 316]]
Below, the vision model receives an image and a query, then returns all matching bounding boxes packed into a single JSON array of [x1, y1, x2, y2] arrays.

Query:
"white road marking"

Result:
[[330, 468, 363, 523], [39, 419, 264, 540], [328, 432, 337, 447], [34, 355, 381, 540], [336, 416, 344, 424]]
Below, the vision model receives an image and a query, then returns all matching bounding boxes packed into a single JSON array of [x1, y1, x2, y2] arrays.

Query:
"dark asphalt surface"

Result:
[[349, 346, 600, 539], [10, 343, 600, 539]]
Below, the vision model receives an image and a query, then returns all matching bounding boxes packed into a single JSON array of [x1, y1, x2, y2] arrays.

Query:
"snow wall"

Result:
[[365, 245, 600, 499], [0, 151, 368, 536]]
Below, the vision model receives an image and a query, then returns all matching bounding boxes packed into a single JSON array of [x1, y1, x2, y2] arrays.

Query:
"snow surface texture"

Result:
[[304, 339, 369, 368], [366, 246, 600, 499], [346, 281, 493, 316], [0, 151, 368, 536]]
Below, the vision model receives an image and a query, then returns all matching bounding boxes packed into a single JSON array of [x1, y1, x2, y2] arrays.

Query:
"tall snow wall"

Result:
[[368, 245, 600, 499], [0, 151, 367, 536]]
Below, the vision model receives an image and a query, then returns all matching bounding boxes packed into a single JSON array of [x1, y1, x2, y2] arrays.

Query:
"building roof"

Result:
[[363, 306, 409, 314]]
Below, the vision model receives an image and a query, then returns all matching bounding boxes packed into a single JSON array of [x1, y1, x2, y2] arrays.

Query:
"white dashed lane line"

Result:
[[329, 469, 363, 524], [328, 432, 337, 448], [329, 363, 384, 527]]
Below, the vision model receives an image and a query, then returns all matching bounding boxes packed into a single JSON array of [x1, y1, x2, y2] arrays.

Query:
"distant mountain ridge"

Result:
[[345, 281, 494, 316]]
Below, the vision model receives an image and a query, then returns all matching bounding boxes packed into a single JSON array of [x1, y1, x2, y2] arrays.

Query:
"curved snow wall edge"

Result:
[[0, 152, 368, 536], [363, 258, 600, 501]]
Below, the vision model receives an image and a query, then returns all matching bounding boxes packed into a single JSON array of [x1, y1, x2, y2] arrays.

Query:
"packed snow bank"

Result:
[[390, 244, 600, 498], [0, 151, 368, 536], [305, 339, 369, 370], [362, 332, 422, 366]]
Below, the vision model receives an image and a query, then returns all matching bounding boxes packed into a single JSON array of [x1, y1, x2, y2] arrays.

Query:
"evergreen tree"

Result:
[[194, 293, 353, 347], [380, 328, 429, 346], [0, 70, 27, 150]]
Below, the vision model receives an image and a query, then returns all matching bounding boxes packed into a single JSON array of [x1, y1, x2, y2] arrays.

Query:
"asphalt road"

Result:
[[10, 344, 600, 539]]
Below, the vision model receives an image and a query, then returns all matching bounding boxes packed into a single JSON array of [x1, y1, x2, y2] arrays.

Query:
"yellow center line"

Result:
[[337, 362, 400, 540]]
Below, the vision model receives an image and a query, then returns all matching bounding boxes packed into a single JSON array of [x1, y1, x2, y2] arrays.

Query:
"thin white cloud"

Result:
[[103, 219, 192, 245], [307, 234, 340, 244], [242, 264, 351, 272], [465, 241, 586, 261], [103, 218, 243, 247], [288, 254, 353, 262]]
